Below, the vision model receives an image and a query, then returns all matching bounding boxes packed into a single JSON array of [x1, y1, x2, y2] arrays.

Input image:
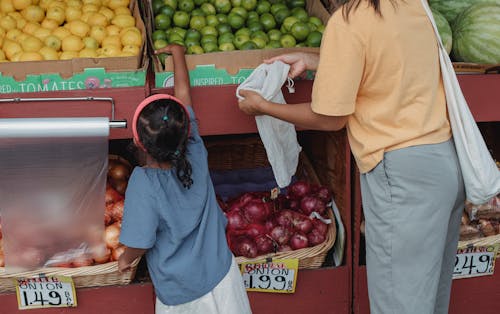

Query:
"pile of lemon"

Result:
[[0, 0, 142, 62]]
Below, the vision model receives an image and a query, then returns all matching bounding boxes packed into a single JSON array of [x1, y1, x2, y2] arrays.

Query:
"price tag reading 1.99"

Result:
[[15, 275, 77, 310], [240, 258, 299, 293], [453, 244, 499, 279]]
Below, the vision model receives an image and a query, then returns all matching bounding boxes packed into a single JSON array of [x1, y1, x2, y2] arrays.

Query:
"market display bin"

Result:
[[352, 74, 500, 314]]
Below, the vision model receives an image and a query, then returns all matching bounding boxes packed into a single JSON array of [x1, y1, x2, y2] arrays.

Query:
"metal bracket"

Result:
[[0, 96, 127, 128]]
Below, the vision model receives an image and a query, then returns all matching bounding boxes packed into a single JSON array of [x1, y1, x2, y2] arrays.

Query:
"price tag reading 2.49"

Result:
[[15, 275, 77, 310], [240, 258, 299, 293], [453, 244, 499, 279]]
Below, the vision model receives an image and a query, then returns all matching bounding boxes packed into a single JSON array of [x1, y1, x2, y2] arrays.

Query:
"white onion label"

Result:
[[240, 258, 298, 293], [453, 244, 499, 279], [15, 275, 77, 310]]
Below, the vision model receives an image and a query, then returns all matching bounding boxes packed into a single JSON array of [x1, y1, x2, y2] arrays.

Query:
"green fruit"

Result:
[[158, 52, 167, 65], [216, 22, 232, 34], [218, 32, 234, 45], [274, 8, 291, 25], [242, 0, 257, 11], [206, 14, 219, 27], [171, 27, 187, 39], [251, 30, 269, 43], [155, 14, 172, 30], [178, 0, 195, 12], [305, 30, 322, 47], [268, 29, 282, 41], [308, 16, 323, 28], [201, 3, 217, 15], [260, 12, 277, 31], [219, 42, 235, 51], [290, 21, 310, 41], [228, 12, 245, 29], [203, 41, 219, 52], [216, 13, 229, 24], [287, 0, 305, 9], [163, 0, 178, 10], [282, 16, 299, 32], [280, 33, 296, 47], [184, 38, 200, 47], [247, 21, 264, 33], [240, 40, 258, 50], [252, 37, 266, 49], [153, 38, 168, 50], [266, 39, 282, 48], [187, 45, 204, 54], [231, 0, 242, 7], [256, 1, 271, 14], [190, 15, 207, 31], [185, 28, 202, 41], [428, 0, 499, 24], [190, 8, 205, 16], [235, 27, 251, 37], [233, 33, 250, 49], [152, 29, 168, 42], [431, 8, 452, 54], [452, 2, 500, 63], [214, 0, 232, 14], [291, 7, 308, 22], [173, 11, 190, 28], [153, 0, 165, 14], [271, 3, 287, 15], [168, 32, 184, 43], [201, 34, 218, 45], [201, 25, 218, 37], [230, 7, 248, 19]]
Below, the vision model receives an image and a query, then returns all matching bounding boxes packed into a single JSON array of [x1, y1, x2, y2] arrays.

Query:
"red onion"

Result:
[[315, 186, 331, 202], [255, 235, 274, 254], [245, 223, 267, 239], [312, 219, 328, 236], [235, 237, 258, 258], [278, 245, 292, 252], [264, 218, 277, 232], [300, 195, 326, 215], [308, 228, 326, 246], [242, 199, 271, 223], [276, 210, 295, 227], [226, 211, 248, 230], [290, 232, 309, 250], [287, 181, 311, 198], [270, 225, 292, 245], [292, 212, 313, 234]]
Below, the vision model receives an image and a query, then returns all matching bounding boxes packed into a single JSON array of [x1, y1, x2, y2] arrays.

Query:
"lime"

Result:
[[187, 45, 204, 54], [270, 3, 287, 16], [171, 27, 187, 39], [241, 0, 257, 11], [203, 42, 219, 52], [252, 37, 266, 49], [306, 30, 322, 47], [178, 0, 195, 12], [200, 34, 218, 45], [260, 13, 276, 31], [231, 0, 242, 7], [153, 38, 168, 50], [168, 32, 184, 43], [219, 42, 235, 51], [307, 22, 317, 32], [216, 13, 228, 24], [173, 11, 190, 28], [290, 21, 310, 41], [184, 38, 200, 47], [234, 27, 251, 37], [230, 7, 248, 20], [280, 33, 296, 47], [316, 24, 325, 33], [185, 28, 202, 41], [216, 22, 232, 35], [287, 0, 306, 9], [201, 25, 218, 37], [206, 15, 219, 27], [291, 7, 309, 22], [155, 14, 172, 30], [256, 0, 271, 14], [308, 16, 323, 28], [218, 32, 234, 45], [201, 3, 216, 15], [158, 53, 167, 66], [214, 0, 232, 14], [247, 11, 259, 22], [233, 33, 250, 49], [194, 0, 205, 5], [190, 15, 207, 31], [252, 30, 269, 42], [282, 16, 299, 32], [274, 8, 291, 25], [159, 5, 175, 18], [163, 0, 178, 10], [191, 8, 205, 16], [240, 40, 258, 50], [267, 29, 282, 41], [266, 39, 282, 49], [152, 29, 168, 42], [227, 12, 245, 30], [247, 21, 263, 33], [153, 0, 165, 14]]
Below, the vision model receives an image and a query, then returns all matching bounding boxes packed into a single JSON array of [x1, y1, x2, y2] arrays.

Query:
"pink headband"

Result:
[[132, 94, 191, 151]]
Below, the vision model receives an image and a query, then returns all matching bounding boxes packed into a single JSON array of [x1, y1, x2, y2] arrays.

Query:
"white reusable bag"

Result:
[[420, 0, 500, 205], [236, 61, 302, 188]]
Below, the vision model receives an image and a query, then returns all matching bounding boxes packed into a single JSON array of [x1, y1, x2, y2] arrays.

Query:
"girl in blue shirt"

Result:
[[118, 44, 252, 314]]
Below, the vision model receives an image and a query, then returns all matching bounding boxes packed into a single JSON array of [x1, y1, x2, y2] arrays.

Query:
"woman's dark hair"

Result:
[[136, 98, 193, 188]]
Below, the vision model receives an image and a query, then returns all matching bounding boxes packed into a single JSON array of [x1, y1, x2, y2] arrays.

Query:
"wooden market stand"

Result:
[[0, 68, 497, 313]]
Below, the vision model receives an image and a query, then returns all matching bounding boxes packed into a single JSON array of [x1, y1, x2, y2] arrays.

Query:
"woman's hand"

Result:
[[154, 44, 186, 55], [238, 90, 268, 116], [264, 52, 319, 79]]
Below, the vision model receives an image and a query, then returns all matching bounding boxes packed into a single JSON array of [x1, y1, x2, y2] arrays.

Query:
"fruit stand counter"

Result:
[[352, 74, 500, 314]]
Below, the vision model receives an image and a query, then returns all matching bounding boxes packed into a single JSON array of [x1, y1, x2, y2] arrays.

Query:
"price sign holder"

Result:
[[14, 275, 77, 310], [453, 243, 499, 280], [240, 258, 299, 293]]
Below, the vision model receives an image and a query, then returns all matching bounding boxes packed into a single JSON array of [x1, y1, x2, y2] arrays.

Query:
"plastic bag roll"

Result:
[[0, 117, 109, 272]]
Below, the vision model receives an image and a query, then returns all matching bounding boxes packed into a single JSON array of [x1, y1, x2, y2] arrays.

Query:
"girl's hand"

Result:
[[118, 255, 132, 273], [154, 44, 186, 55], [264, 52, 319, 79], [238, 90, 267, 116]]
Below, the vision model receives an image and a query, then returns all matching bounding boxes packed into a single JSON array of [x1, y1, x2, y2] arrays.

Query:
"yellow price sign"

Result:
[[453, 244, 499, 279], [15, 275, 77, 310], [240, 258, 299, 293]]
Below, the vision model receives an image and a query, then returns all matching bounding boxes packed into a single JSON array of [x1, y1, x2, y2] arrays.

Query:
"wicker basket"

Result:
[[206, 136, 337, 269], [458, 234, 500, 259], [0, 258, 140, 293]]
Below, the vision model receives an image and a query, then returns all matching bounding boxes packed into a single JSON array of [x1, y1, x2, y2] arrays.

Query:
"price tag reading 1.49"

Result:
[[453, 244, 499, 279], [240, 258, 299, 293], [15, 275, 77, 310]]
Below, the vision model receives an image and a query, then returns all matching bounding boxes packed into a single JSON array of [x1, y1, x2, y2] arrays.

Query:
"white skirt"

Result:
[[155, 256, 252, 314]]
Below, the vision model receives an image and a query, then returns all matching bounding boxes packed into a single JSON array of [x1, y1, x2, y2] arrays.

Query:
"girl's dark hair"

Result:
[[329, 0, 397, 19], [137, 98, 193, 188]]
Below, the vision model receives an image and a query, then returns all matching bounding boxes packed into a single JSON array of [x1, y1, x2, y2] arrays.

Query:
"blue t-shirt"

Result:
[[119, 106, 232, 305]]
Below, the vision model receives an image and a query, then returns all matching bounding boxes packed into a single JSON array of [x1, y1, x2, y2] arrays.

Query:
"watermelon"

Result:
[[452, 3, 500, 64], [431, 8, 452, 54], [429, 0, 499, 24]]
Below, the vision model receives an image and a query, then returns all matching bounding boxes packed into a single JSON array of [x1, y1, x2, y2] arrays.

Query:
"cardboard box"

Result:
[[150, 0, 331, 87], [0, 0, 147, 93]]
